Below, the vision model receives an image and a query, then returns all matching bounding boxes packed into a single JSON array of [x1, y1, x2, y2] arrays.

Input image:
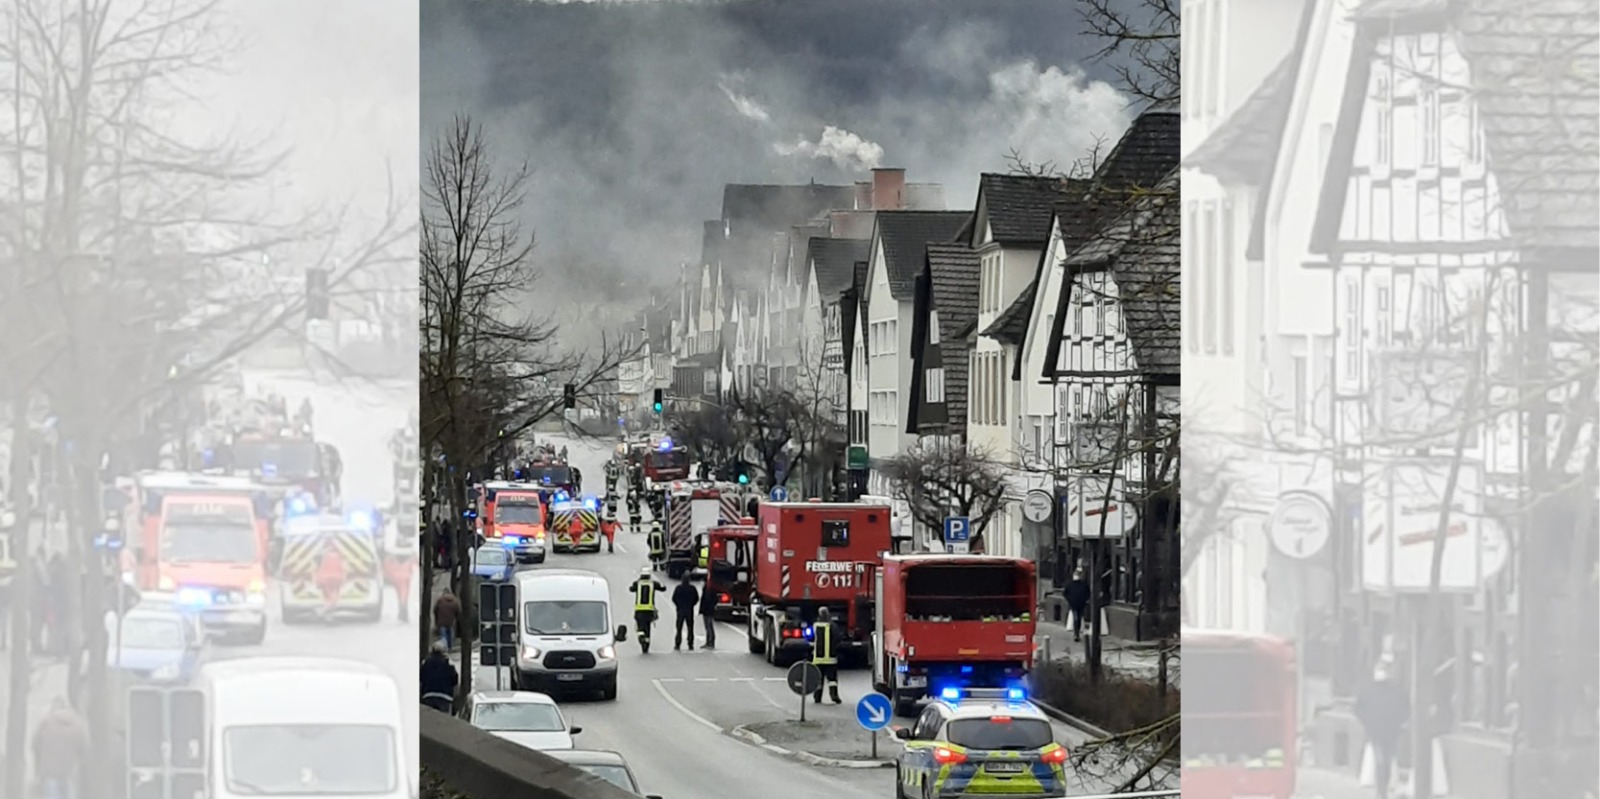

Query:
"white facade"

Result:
[[1019, 214, 1069, 469], [863, 238, 915, 495], [849, 297, 869, 450]]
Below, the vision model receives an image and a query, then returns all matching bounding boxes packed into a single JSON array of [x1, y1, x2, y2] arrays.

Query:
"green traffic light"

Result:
[[737, 474, 749, 485], [653, 403, 662, 413]]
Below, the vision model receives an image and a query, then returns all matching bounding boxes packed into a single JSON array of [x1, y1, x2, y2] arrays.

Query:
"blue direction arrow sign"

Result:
[[770, 486, 789, 502], [856, 692, 893, 731]]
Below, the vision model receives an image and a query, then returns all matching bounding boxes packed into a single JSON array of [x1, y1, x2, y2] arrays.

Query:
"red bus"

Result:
[[1181, 629, 1297, 799]]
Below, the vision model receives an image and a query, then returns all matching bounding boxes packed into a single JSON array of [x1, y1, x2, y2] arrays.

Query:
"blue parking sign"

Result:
[[943, 517, 970, 543]]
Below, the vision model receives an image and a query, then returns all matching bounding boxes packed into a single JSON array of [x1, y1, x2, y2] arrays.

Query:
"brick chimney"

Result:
[[854, 181, 873, 210], [872, 168, 906, 210]]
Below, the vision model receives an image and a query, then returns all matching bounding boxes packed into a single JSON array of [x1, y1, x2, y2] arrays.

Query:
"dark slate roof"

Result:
[[1313, 0, 1599, 253], [1187, 52, 1298, 188], [986, 279, 1037, 346], [981, 188, 1096, 350], [1062, 168, 1181, 376], [808, 237, 871, 298], [925, 244, 979, 430], [1245, 0, 1320, 261], [874, 211, 971, 300], [1079, 110, 1180, 230], [720, 184, 855, 232], [971, 174, 1067, 245]]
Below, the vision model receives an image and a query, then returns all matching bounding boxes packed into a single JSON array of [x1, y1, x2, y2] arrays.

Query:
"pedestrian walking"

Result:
[[1355, 658, 1408, 799], [1065, 567, 1090, 641], [671, 574, 698, 651], [433, 588, 460, 649], [33, 697, 89, 799], [698, 581, 718, 650], [420, 641, 459, 715], [811, 607, 841, 704]]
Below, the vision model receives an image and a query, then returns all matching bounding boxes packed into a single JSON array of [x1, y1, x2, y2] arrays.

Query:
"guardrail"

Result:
[[419, 707, 644, 799], [1070, 792, 1181, 798]]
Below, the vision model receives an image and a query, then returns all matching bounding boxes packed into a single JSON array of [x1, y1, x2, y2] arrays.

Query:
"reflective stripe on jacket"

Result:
[[633, 580, 656, 611], [812, 621, 836, 665]]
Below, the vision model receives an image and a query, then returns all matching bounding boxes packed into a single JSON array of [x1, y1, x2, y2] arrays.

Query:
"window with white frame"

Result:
[[1421, 89, 1440, 166], [1342, 277, 1361, 377], [1183, 202, 1199, 352], [1293, 354, 1309, 437], [1202, 201, 1218, 353], [1467, 101, 1483, 163], [1374, 75, 1392, 166], [1220, 201, 1235, 355], [927, 367, 945, 404]]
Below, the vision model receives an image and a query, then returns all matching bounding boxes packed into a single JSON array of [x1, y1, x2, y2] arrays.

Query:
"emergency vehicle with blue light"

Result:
[[891, 686, 1069, 799], [275, 505, 384, 624]]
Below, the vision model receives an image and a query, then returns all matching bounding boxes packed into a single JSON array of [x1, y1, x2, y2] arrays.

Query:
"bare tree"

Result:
[[1079, 0, 1180, 107], [669, 401, 738, 473], [881, 443, 1009, 551]]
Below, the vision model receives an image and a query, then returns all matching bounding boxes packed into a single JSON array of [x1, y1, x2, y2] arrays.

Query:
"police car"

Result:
[[891, 687, 1069, 799]]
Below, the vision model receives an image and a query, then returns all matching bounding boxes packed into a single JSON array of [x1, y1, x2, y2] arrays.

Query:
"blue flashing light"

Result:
[[504, 536, 521, 544], [658, 437, 673, 452], [803, 625, 814, 640], [514, 470, 525, 480], [261, 462, 278, 477], [286, 495, 315, 516], [554, 490, 570, 502], [542, 475, 552, 485], [960, 665, 974, 674], [176, 588, 213, 607], [348, 510, 374, 530], [940, 687, 962, 702], [1007, 687, 1026, 701], [584, 496, 600, 512]]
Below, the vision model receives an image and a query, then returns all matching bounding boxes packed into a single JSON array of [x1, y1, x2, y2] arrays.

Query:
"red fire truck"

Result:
[[1181, 630, 1297, 799], [641, 439, 690, 483], [125, 473, 276, 589], [745, 501, 893, 667], [662, 481, 750, 579], [704, 522, 758, 620], [871, 554, 1037, 716]]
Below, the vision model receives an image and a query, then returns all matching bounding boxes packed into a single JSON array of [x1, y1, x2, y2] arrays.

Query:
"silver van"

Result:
[[511, 569, 622, 700]]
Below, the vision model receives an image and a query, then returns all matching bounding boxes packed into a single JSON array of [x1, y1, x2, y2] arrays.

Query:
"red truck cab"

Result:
[[705, 522, 757, 620], [1180, 630, 1297, 799], [480, 481, 548, 563], [872, 554, 1037, 717], [747, 501, 893, 667]]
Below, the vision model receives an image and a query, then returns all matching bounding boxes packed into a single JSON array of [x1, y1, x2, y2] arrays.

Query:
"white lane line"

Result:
[[729, 677, 754, 682], [692, 677, 718, 682], [650, 678, 723, 733], [614, 541, 628, 554], [658, 677, 684, 683], [761, 677, 785, 682]]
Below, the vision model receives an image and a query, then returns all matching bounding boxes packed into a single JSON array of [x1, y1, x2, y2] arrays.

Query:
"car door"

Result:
[[900, 705, 944, 792]]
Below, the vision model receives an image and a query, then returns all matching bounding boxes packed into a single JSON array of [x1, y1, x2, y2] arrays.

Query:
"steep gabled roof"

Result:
[[1188, 52, 1299, 188], [872, 211, 971, 300], [924, 244, 979, 431], [1049, 168, 1182, 378], [982, 188, 1095, 354], [969, 174, 1068, 246], [808, 237, 871, 298], [1312, 0, 1599, 254]]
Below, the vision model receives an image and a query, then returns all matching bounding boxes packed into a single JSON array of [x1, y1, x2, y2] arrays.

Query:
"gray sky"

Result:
[[422, 0, 1136, 311]]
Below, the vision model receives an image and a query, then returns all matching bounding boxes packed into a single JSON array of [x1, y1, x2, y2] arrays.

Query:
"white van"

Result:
[[511, 569, 621, 700], [202, 657, 409, 798]]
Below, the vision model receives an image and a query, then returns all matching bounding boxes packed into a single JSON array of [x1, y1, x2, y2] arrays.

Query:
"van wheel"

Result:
[[600, 681, 617, 701]]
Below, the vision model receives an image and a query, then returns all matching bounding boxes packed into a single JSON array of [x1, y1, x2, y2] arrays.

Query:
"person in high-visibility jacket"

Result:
[[647, 521, 666, 570], [629, 566, 666, 652], [811, 606, 842, 704], [697, 543, 709, 571], [599, 505, 619, 553]]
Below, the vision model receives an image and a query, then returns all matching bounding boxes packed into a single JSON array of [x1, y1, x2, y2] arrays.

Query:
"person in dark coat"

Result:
[[33, 697, 89, 798], [1064, 567, 1090, 641], [1354, 659, 1409, 799], [420, 642, 459, 714], [433, 589, 460, 649], [671, 575, 699, 651]]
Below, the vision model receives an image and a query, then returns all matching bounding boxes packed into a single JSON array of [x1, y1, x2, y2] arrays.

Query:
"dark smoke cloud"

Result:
[[421, 0, 1135, 317]]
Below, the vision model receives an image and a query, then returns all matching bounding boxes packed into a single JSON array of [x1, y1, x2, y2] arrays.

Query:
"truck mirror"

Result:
[[615, 625, 628, 640]]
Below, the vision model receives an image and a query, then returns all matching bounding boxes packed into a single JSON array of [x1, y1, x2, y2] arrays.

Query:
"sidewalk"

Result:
[[1034, 618, 1171, 684]]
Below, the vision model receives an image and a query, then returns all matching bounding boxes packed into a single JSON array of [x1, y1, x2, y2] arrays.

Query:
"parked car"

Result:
[[463, 690, 580, 751], [105, 602, 206, 684], [542, 749, 661, 798], [472, 545, 515, 583]]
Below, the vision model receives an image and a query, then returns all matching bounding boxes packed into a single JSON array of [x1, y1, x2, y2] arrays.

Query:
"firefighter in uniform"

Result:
[[647, 521, 666, 570], [627, 490, 642, 528], [599, 502, 619, 552], [629, 567, 665, 653], [811, 607, 842, 704]]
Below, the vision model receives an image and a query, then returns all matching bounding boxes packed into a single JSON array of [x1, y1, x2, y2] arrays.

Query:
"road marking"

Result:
[[650, 678, 723, 733], [693, 677, 718, 682], [762, 677, 785, 682], [652, 675, 789, 684], [658, 677, 684, 683], [614, 541, 628, 554], [729, 677, 754, 682]]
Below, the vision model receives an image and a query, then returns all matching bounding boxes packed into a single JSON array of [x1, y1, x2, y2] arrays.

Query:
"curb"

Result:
[[728, 724, 895, 769]]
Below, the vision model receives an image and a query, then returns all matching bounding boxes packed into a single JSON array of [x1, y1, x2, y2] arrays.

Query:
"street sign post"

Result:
[[856, 692, 893, 759], [478, 581, 519, 689], [770, 485, 789, 502], [943, 516, 971, 554], [127, 686, 206, 799], [786, 660, 822, 721]]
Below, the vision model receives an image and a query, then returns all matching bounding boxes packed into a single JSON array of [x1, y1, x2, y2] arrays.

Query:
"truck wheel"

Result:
[[762, 618, 776, 665], [746, 625, 764, 654]]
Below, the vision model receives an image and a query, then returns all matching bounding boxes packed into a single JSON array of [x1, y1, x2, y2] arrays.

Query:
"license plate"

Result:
[[228, 612, 257, 623], [556, 673, 584, 681], [983, 762, 1026, 773], [903, 675, 927, 687]]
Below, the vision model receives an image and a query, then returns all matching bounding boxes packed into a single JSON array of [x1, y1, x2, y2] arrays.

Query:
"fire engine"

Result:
[[478, 481, 549, 564], [549, 496, 602, 553], [123, 472, 276, 591], [746, 500, 894, 667], [1181, 630, 1296, 799], [703, 522, 758, 621], [661, 480, 754, 579], [870, 554, 1037, 716]]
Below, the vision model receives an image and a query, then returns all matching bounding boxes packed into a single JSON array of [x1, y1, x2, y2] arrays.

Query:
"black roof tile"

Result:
[[873, 211, 971, 300], [972, 174, 1067, 245], [807, 237, 871, 298]]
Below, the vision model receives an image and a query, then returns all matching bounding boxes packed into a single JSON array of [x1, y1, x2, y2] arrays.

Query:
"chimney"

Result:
[[854, 181, 873, 210], [872, 168, 906, 210]]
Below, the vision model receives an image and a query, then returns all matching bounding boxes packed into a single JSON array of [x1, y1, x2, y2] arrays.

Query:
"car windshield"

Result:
[[472, 701, 564, 732], [648, 450, 688, 470], [526, 465, 572, 485], [946, 717, 1054, 751], [161, 523, 259, 564], [495, 502, 542, 525], [234, 441, 320, 478], [117, 617, 185, 650], [523, 600, 608, 635], [224, 725, 396, 795], [568, 764, 637, 792], [475, 548, 509, 566]]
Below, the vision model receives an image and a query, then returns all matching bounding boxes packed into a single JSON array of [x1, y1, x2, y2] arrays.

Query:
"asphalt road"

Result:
[[237, 368, 418, 773], [454, 433, 892, 799]]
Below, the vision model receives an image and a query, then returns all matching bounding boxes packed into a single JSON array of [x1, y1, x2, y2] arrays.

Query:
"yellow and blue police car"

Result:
[[891, 687, 1069, 798]]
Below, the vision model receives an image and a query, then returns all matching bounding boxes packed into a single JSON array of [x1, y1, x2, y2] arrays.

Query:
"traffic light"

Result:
[[652, 389, 663, 414], [563, 383, 577, 410], [733, 461, 750, 485], [305, 268, 330, 320]]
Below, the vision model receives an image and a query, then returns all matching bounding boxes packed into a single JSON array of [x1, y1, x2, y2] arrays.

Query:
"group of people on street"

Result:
[[0, 546, 74, 655]]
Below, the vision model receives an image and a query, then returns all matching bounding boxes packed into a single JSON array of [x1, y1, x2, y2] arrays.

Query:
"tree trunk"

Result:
[[449, 468, 473, 707], [4, 407, 36, 799], [66, 446, 112, 799]]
